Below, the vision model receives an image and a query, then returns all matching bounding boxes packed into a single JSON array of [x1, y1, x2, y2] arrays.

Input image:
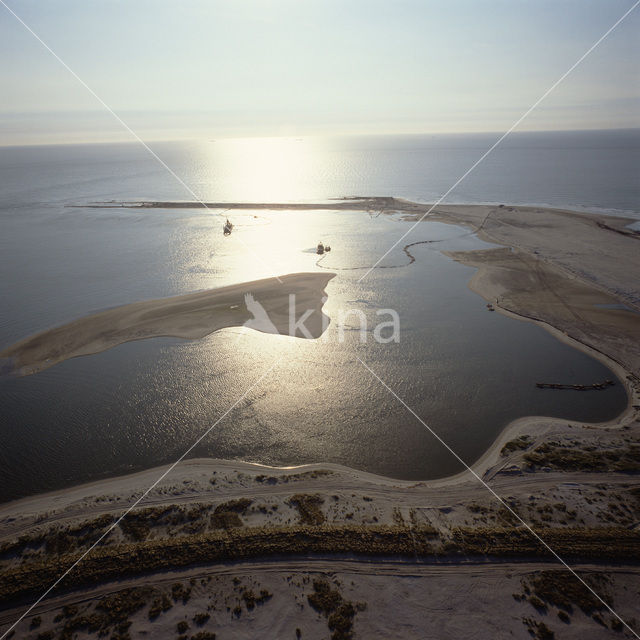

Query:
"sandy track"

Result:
[[0, 558, 635, 625]]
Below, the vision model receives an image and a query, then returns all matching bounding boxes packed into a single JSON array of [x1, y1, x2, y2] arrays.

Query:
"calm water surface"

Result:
[[0, 131, 636, 501]]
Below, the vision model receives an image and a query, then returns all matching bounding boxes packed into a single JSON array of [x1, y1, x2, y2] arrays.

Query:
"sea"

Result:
[[0, 129, 638, 502]]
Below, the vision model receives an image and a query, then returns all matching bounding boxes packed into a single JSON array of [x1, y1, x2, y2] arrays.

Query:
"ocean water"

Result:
[[0, 130, 637, 502]]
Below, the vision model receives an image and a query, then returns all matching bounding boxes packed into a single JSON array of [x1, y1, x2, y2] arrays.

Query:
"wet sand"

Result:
[[0, 272, 335, 376]]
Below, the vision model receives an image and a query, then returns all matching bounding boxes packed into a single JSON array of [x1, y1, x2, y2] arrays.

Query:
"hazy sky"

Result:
[[1, 0, 639, 145]]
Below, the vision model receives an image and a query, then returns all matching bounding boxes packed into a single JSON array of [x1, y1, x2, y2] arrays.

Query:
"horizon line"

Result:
[[1, 125, 639, 149]]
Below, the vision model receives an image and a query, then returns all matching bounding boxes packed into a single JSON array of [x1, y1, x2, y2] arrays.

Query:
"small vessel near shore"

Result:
[[316, 242, 331, 255], [223, 218, 233, 236]]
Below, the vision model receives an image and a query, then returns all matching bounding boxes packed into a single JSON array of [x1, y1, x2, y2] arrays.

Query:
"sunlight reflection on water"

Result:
[[0, 136, 633, 500]]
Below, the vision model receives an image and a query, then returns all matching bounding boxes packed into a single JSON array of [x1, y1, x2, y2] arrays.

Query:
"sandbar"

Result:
[[0, 272, 335, 377]]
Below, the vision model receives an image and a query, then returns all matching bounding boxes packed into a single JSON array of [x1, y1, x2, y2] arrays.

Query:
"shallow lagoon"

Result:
[[0, 204, 627, 501]]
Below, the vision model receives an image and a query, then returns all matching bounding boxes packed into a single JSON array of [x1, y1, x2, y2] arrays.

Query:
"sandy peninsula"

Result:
[[0, 272, 335, 377], [1, 200, 639, 640]]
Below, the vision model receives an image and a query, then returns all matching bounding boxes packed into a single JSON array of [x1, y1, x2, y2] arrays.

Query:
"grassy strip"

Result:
[[447, 526, 640, 560], [288, 494, 325, 525], [523, 443, 640, 472], [1, 524, 435, 605], [1, 525, 637, 607], [500, 436, 532, 456], [0, 514, 116, 559], [527, 570, 611, 614]]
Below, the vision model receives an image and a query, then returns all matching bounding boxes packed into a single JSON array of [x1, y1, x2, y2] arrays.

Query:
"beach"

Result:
[[1, 201, 639, 639]]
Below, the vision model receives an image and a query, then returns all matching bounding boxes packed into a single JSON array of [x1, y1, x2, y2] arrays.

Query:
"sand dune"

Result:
[[0, 272, 335, 377]]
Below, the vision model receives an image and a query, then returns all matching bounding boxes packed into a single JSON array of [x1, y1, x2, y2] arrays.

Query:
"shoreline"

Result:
[[2, 199, 639, 638], [0, 333, 634, 513], [1, 200, 638, 502], [0, 357, 636, 522]]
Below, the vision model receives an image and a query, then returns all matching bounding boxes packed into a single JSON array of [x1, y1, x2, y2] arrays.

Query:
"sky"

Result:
[[0, 0, 638, 145]]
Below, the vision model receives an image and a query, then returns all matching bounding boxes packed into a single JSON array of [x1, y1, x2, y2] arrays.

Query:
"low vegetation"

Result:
[[51, 586, 152, 640], [0, 523, 438, 603], [447, 526, 640, 560], [148, 593, 172, 620], [522, 617, 555, 639], [307, 579, 365, 640], [527, 570, 612, 615], [2, 524, 636, 605], [255, 470, 333, 484], [119, 505, 215, 541], [240, 587, 272, 610], [193, 612, 210, 625], [0, 514, 115, 561], [523, 442, 640, 472], [516, 570, 619, 636], [211, 498, 252, 529], [288, 494, 326, 525], [500, 436, 532, 456]]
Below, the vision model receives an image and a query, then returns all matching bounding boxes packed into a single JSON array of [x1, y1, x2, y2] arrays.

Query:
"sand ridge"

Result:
[[0, 272, 335, 377]]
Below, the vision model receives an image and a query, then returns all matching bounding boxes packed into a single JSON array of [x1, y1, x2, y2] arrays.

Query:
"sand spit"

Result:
[[74, 196, 420, 212], [0, 272, 335, 377], [444, 246, 640, 379], [426, 205, 640, 381]]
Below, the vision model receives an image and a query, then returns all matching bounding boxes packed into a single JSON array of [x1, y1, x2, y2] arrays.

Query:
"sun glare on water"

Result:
[[182, 137, 342, 283], [200, 136, 320, 203]]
